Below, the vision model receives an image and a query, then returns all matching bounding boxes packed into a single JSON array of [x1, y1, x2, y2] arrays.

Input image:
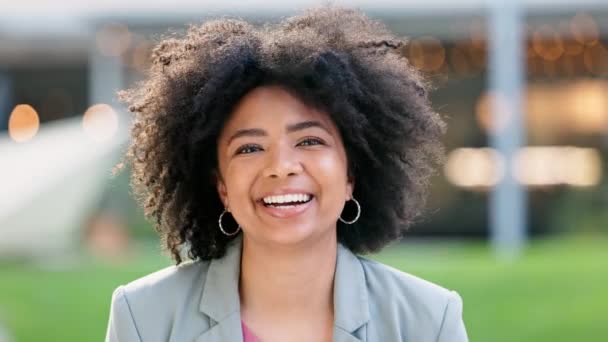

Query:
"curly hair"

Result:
[[116, 6, 446, 264]]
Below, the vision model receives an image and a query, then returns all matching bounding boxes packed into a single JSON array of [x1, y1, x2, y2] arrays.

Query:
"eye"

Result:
[[235, 144, 262, 155], [297, 137, 325, 147]]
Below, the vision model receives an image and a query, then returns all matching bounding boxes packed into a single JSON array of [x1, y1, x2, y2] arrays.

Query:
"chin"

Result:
[[249, 224, 330, 248]]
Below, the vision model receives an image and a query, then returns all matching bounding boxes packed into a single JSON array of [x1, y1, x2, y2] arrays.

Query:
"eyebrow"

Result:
[[226, 120, 331, 146], [287, 120, 330, 134]]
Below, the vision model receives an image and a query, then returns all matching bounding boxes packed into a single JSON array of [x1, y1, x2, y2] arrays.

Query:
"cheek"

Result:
[[312, 151, 349, 192], [224, 163, 256, 201]]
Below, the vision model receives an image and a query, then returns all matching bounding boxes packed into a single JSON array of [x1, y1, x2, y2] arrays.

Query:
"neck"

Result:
[[238, 232, 337, 324]]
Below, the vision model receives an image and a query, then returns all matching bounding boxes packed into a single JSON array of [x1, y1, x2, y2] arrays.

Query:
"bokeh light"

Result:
[[570, 12, 599, 46], [408, 36, 446, 72], [8, 104, 40, 143], [82, 104, 119, 141], [445, 148, 504, 188], [532, 24, 565, 61], [514, 147, 602, 187], [583, 43, 608, 75], [449, 44, 474, 76], [567, 80, 608, 132], [476, 91, 514, 133]]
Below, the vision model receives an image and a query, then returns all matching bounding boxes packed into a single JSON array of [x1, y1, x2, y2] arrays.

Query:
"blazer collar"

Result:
[[197, 234, 370, 341], [333, 242, 370, 333], [199, 236, 242, 322]]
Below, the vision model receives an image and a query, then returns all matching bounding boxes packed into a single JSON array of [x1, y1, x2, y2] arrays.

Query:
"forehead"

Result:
[[222, 85, 335, 132]]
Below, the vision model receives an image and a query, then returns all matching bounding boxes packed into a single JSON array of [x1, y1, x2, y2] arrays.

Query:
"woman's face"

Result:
[[216, 85, 353, 247]]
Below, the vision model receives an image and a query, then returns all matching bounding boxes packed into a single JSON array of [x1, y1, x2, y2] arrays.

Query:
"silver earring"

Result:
[[218, 209, 241, 236], [339, 197, 361, 224]]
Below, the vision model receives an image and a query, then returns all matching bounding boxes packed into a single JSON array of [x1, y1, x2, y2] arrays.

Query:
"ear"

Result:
[[214, 170, 229, 208], [345, 173, 355, 201]]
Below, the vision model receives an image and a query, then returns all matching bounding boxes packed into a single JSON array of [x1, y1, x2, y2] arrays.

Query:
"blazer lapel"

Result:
[[194, 311, 243, 342], [194, 235, 370, 342], [334, 327, 366, 342], [333, 243, 370, 342], [196, 235, 244, 342]]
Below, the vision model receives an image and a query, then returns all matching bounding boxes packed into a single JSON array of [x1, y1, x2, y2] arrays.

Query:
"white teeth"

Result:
[[262, 193, 311, 205]]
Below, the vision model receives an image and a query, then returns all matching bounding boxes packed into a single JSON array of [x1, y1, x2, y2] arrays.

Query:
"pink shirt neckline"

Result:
[[241, 320, 259, 342]]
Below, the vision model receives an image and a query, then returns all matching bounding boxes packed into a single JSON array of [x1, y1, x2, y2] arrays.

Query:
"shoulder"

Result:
[[118, 260, 210, 302], [106, 260, 212, 341], [357, 256, 466, 341], [113, 260, 211, 317]]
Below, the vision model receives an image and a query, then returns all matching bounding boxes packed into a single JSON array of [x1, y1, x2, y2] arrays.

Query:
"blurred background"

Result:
[[1, 0, 606, 341]]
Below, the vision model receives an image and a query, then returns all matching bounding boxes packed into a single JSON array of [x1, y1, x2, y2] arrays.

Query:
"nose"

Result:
[[262, 142, 303, 179]]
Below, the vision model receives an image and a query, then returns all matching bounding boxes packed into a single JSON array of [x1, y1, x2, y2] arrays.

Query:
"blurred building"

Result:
[[1, 0, 607, 257]]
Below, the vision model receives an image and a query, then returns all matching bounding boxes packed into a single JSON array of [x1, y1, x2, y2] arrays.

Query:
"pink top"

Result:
[[241, 320, 259, 342]]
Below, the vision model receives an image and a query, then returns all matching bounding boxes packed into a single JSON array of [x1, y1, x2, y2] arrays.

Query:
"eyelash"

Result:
[[235, 144, 262, 155], [298, 137, 324, 147], [235, 138, 325, 155]]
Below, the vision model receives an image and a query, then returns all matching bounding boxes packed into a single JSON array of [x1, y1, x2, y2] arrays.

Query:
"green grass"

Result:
[[0, 234, 606, 341]]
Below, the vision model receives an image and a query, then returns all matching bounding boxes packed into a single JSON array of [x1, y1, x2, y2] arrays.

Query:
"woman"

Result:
[[105, 6, 468, 342]]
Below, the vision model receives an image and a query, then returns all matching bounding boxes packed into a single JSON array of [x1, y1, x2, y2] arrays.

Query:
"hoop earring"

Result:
[[218, 209, 241, 236], [339, 197, 361, 224]]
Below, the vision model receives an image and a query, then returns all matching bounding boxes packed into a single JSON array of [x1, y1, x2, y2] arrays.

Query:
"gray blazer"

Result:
[[105, 235, 468, 341]]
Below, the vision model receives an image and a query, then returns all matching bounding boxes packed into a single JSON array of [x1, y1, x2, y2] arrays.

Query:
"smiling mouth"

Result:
[[260, 196, 314, 208]]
